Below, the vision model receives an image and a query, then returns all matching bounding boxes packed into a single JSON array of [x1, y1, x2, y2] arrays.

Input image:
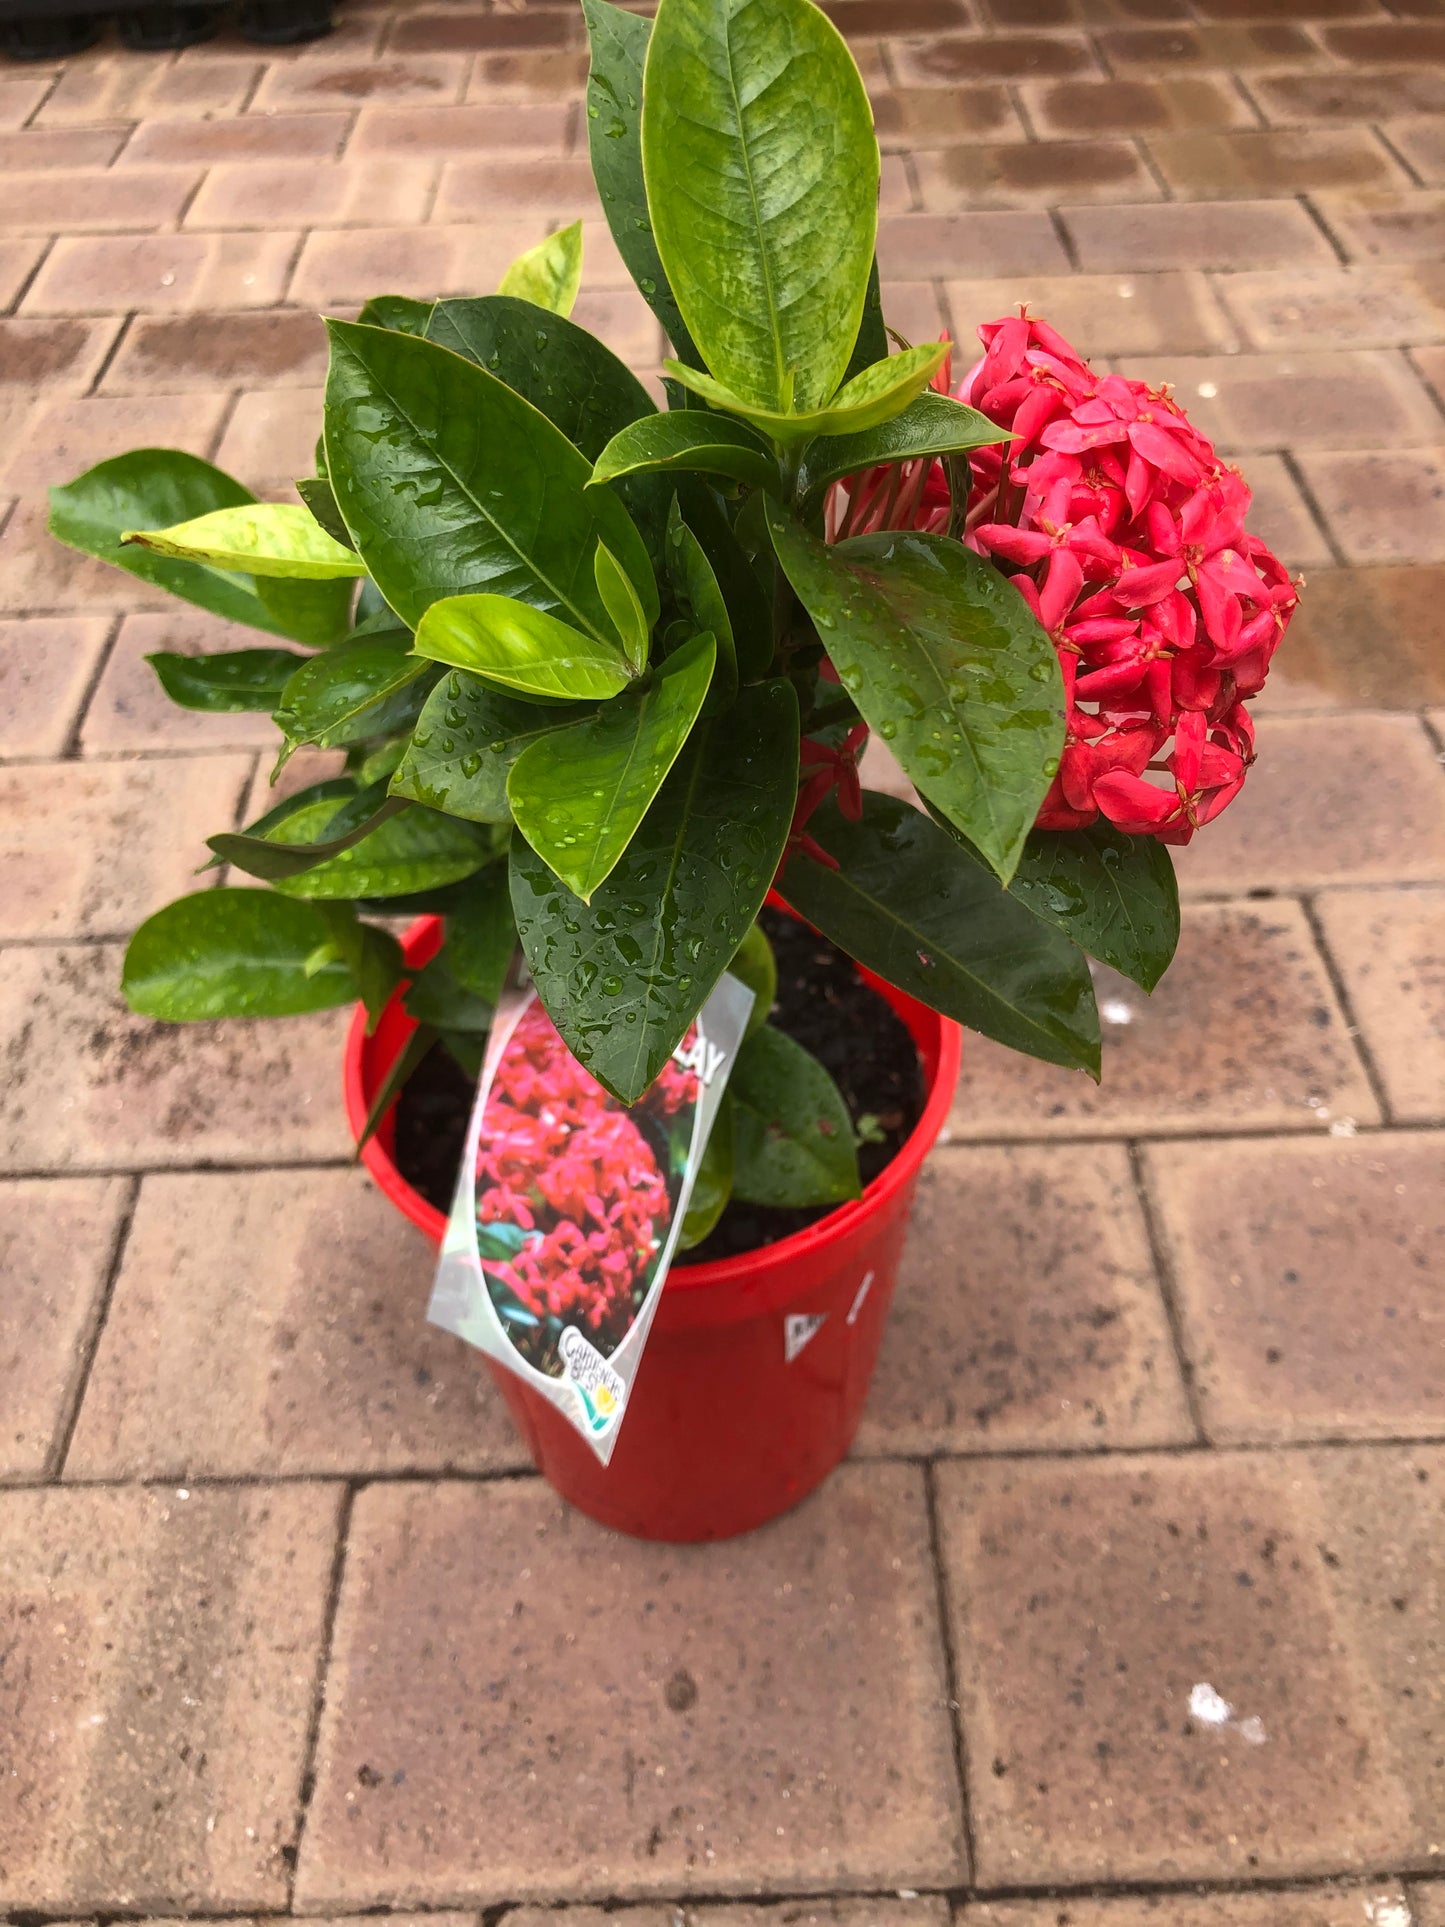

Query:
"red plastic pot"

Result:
[[345, 914, 961, 1542]]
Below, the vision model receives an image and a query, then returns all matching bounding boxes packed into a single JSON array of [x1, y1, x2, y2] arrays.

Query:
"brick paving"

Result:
[[0, 0, 1443, 1916]]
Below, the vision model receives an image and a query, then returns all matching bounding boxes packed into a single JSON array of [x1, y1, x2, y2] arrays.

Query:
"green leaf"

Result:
[[594, 539, 651, 673], [323, 320, 655, 636], [780, 793, 1100, 1075], [672, 476, 773, 682], [590, 412, 781, 494], [510, 678, 799, 1102], [446, 866, 517, 1005], [390, 670, 585, 823], [663, 340, 951, 446], [253, 574, 355, 648], [581, 0, 700, 366], [122, 888, 361, 1020], [412, 594, 635, 701], [404, 944, 494, 1031], [357, 294, 434, 336], [147, 647, 308, 714], [665, 502, 737, 705], [497, 219, 583, 316], [641, 0, 877, 414], [49, 450, 289, 637], [841, 256, 888, 386], [797, 389, 1009, 511], [678, 1089, 734, 1248], [508, 631, 715, 901], [731, 1024, 861, 1207], [121, 502, 366, 580], [210, 795, 411, 882], [728, 920, 777, 1038], [768, 512, 1064, 884], [1003, 822, 1180, 993], [314, 902, 404, 1031], [296, 475, 356, 551], [424, 293, 667, 561], [274, 630, 435, 749], [265, 797, 495, 900], [356, 1019, 437, 1151]]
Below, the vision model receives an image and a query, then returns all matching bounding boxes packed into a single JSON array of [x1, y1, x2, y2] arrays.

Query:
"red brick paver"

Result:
[[1, 0, 1442, 1917]]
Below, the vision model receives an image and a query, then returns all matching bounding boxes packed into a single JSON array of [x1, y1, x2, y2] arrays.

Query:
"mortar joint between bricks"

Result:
[[922, 1458, 980, 1884], [61, 609, 124, 761], [46, 1171, 140, 1481], [1299, 890, 1398, 1129], [1126, 1137, 1209, 1443], [285, 1480, 357, 1903]]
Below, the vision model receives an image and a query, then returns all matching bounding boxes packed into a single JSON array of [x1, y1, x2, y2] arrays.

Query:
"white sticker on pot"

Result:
[[427, 974, 754, 1463], [785, 1312, 827, 1362]]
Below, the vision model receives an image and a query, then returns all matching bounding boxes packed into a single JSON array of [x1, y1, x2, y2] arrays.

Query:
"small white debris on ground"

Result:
[[1188, 1681, 1269, 1745], [1364, 1897, 1411, 1927], [1100, 998, 1136, 1026]]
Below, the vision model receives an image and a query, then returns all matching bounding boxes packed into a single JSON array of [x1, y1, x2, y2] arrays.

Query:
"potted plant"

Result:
[[50, 0, 1296, 1541]]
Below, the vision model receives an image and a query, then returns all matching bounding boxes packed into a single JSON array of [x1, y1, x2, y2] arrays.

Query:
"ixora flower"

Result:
[[824, 318, 1298, 846]]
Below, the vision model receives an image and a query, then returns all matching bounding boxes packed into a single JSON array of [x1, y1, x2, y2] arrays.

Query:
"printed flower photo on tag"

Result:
[[473, 998, 696, 1375], [428, 972, 754, 1461]]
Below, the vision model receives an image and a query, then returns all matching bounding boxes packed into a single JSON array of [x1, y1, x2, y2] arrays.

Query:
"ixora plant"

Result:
[[52, 0, 1296, 1249]]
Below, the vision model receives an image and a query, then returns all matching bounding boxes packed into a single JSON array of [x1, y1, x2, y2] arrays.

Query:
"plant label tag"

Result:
[[427, 973, 754, 1462]]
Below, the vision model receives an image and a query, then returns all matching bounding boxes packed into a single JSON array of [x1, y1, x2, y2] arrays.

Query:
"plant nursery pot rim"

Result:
[[344, 908, 962, 1292]]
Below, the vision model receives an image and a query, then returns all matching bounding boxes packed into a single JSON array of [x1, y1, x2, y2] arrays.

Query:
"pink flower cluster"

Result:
[[476, 1002, 684, 1350], [825, 315, 1299, 844]]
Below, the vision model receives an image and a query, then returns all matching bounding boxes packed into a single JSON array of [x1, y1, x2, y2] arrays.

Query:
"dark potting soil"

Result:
[[391, 905, 926, 1262]]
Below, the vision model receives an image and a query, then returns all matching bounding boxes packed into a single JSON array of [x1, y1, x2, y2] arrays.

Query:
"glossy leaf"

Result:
[[121, 502, 366, 580], [580, 0, 700, 365], [314, 902, 404, 1031], [323, 320, 654, 635], [356, 1019, 437, 1150], [672, 476, 773, 682], [209, 795, 410, 882], [729, 920, 776, 1038], [841, 256, 888, 387], [508, 631, 715, 901], [357, 294, 434, 335], [594, 539, 651, 673], [780, 793, 1100, 1075], [1007, 822, 1180, 993], [731, 1024, 860, 1207], [510, 678, 799, 1102], [768, 512, 1064, 884], [404, 945, 494, 1031], [264, 795, 494, 900], [147, 647, 307, 714], [446, 865, 517, 1005], [590, 412, 780, 494], [665, 502, 737, 705], [413, 594, 635, 701], [122, 888, 359, 1020], [641, 0, 877, 413], [663, 340, 950, 446], [253, 573, 355, 648], [274, 630, 435, 748], [49, 450, 289, 637], [424, 294, 667, 560], [797, 389, 1008, 510], [497, 219, 583, 316], [678, 1089, 734, 1248], [390, 669, 585, 823], [296, 475, 356, 551]]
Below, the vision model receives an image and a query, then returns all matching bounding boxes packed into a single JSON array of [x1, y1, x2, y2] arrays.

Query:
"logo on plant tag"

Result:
[[559, 1326, 627, 1436], [784, 1312, 827, 1362]]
